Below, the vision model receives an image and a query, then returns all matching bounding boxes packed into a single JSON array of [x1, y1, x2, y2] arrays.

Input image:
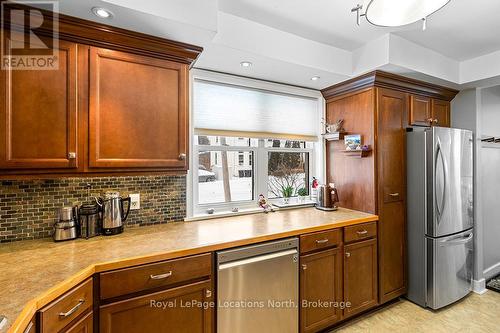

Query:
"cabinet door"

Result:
[[409, 95, 432, 126], [376, 88, 407, 304], [432, 99, 450, 127], [64, 311, 93, 333], [88, 47, 188, 169], [343, 239, 378, 318], [0, 33, 78, 169], [100, 280, 212, 333], [300, 248, 343, 333]]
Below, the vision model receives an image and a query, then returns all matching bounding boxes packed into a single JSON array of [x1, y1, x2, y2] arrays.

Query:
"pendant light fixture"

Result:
[[352, 0, 451, 30]]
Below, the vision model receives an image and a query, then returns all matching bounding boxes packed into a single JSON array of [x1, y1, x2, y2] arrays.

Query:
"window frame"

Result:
[[192, 138, 314, 215], [188, 69, 326, 219]]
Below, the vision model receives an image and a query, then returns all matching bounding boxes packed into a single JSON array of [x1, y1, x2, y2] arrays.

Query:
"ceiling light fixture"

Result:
[[311, 76, 320, 81], [91, 7, 114, 19], [240, 61, 252, 68], [351, 0, 450, 30]]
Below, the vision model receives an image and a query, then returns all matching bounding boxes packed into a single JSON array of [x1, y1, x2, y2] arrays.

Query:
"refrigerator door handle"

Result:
[[435, 139, 447, 224], [439, 233, 473, 246]]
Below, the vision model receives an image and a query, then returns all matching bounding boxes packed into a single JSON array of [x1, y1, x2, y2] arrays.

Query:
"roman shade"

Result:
[[193, 79, 320, 141]]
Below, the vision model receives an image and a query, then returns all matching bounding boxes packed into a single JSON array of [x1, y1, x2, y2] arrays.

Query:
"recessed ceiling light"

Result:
[[92, 7, 113, 19], [240, 61, 252, 68], [311, 76, 321, 81]]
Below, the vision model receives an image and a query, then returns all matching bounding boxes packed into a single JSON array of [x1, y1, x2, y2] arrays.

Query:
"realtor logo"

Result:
[[1, 0, 59, 70]]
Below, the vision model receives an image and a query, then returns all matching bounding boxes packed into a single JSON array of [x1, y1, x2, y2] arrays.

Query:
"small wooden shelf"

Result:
[[340, 148, 372, 158], [323, 132, 347, 141]]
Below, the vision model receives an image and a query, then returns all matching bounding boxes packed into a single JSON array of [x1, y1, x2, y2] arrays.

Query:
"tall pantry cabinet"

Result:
[[321, 71, 458, 304]]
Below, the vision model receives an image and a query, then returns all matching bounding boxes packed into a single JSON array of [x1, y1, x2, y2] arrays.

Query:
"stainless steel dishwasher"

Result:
[[217, 238, 299, 333]]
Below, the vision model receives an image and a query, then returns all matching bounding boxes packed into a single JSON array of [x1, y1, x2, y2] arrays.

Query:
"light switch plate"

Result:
[[130, 193, 140, 210]]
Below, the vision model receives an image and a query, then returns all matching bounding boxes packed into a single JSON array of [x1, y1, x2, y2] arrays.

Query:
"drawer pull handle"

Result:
[[345, 252, 351, 258], [59, 299, 84, 318], [315, 239, 329, 244], [357, 230, 368, 235], [150, 271, 173, 280], [389, 193, 400, 197]]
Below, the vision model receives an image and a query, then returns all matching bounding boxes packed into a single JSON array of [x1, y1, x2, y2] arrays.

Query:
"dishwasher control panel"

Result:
[[217, 237, 299, 264]]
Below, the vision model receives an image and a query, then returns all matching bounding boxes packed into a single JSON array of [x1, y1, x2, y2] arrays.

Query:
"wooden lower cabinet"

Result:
[[343, 238, 378, 318], [100, 280, 212, 333], [377, 87, 408, 303], [300, 247, 343, 333], [64, 312, 93, 333]]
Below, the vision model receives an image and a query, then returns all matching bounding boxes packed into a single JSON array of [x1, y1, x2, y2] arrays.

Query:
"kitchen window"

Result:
[[189, 71, 324, 217]]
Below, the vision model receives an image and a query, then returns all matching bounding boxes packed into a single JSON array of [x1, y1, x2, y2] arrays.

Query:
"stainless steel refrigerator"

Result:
[[407, 127, 474, 309]]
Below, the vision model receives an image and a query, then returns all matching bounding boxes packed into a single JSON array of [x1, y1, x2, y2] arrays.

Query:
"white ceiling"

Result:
[[218, 0, 500, 61], [36, 0, 500, 90]]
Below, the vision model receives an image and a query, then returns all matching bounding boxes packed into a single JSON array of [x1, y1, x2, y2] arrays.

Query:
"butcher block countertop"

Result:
[[0, 207, 377, 333]]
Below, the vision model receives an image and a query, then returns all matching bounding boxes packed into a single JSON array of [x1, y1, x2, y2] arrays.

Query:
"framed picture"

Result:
[[344, 134, 361, 150]]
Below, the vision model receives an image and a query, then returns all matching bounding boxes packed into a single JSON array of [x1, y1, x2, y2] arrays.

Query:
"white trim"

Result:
[[191, 69, 322, 99], [472, 279, 487, 294], [484, 261, 500, 280]]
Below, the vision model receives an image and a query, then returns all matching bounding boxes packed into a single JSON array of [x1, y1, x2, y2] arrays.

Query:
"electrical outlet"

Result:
[[130, 193, 140, 210]]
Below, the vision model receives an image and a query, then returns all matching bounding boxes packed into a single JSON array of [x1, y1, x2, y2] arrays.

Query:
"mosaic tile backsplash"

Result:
[[0, 175, 186, 243]]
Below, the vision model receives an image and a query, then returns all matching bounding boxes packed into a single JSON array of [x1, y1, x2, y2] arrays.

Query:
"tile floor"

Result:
[[333, 291, 500, 332]]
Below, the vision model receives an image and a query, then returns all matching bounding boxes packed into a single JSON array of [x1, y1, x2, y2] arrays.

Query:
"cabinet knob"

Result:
[[206, 289, 212, 298], [178, 153, 186, 160], [68, 152, 76, 159], [426, 118, 434, 124], [433, 119, 439, 124], [302, 264, 307, 270], [345, 252, 351, 258]]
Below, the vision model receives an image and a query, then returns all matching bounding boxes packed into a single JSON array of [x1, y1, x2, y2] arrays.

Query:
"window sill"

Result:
[[185, 207, 264, 222], [185, 200, 316, 222]]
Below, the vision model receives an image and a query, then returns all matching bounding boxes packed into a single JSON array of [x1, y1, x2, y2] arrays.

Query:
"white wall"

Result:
[[479, 86, 500, 278], [452, 86, 500, 289], [451, 89, 483, 287]]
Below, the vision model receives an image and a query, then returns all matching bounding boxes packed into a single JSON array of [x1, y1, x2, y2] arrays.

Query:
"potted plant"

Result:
[[282, 186, 294, 204], [297, 187, 308, 203]]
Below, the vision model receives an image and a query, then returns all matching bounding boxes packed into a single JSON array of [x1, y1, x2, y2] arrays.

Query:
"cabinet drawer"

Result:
[[100, 253, 212, 300], [39, 279, 93, 333], [300, 229, 342, 254], [344, 222, 377, 243]]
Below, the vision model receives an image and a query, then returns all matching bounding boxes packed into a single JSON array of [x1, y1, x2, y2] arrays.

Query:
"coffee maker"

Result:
[[79, 203, 101, 239], [96, 191, 131, 235], [53, 206, 78, 241]]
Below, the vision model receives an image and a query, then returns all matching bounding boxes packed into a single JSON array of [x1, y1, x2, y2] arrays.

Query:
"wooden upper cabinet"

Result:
[[0, 35, 79, 170], [432, 99, 451, 127], [88, 47, 188, 169], [409, 95, 451, 128], [300, 248, 343, 333], [343, 238, 378, 318], [409, 95, 432, 126]]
